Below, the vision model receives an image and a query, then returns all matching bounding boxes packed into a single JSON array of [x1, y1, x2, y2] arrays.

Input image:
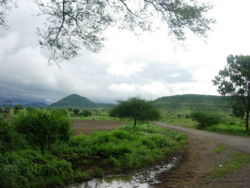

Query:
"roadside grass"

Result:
[[161, 112, 250, 137], [214, 144, 226, 153], [209, 152, 250, 178], [205, 123, 250, 137]]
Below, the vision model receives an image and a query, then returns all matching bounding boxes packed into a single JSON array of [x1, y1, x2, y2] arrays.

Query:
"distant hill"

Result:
[[0, 97, 48, 107], [49, 94, 114, 109], [153, 94, 231, 113]]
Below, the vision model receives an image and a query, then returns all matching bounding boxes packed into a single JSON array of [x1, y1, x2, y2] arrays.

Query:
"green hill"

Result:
[[49, 94, 113, 109], [153, 94, 231, 113]]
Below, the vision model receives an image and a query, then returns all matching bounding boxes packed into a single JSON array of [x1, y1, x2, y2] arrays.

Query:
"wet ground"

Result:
[[68, 153, 184, 188]]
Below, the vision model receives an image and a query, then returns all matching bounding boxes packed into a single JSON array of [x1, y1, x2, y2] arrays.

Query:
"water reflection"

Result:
[[69, 156, 180, 188]]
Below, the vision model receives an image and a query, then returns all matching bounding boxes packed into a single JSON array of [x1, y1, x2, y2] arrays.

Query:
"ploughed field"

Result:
[[72, 120, 125, 134]]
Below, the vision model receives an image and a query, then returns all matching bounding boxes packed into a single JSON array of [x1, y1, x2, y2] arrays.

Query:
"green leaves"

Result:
[[109, 97, 160, 127], [213, 55, 250, 130]]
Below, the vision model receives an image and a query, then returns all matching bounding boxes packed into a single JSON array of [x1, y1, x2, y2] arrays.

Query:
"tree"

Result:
[[13, 104, 23, 114], [190, 111, 221, 129], [109, 97, 160, 128], [0, 0, 214, 61], [80, 109, 92, 117], [73, 108, 80, 116], [213, 55, 250, 131]]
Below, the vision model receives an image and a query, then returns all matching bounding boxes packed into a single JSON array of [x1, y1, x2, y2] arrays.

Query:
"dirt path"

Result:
[[155, 122, 250, 188], [155, 122, 250, 154]]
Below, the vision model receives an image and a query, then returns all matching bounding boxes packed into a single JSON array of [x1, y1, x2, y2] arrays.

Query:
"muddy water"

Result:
[[69, 154, 182, 188]]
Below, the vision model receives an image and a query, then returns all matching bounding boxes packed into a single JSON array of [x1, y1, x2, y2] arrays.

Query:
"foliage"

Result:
[[0, 0, 214, 61], [213, 55, 250, 131], [13, 104, 24, 114], [80, 109, 92, 117], [110, 97, 160, 128], [14, 109, 72, 152], [190, 111, 222, 129], [73, 108, 80, 116], [0, 118, 27, 153], [0, 150, 73, 188]]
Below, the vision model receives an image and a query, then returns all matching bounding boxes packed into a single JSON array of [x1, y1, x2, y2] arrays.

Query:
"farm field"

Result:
[[72, 119, 125, 134]]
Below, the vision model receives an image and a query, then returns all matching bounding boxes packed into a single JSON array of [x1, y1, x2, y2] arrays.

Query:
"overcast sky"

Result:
[[1, 0, 250, 103]]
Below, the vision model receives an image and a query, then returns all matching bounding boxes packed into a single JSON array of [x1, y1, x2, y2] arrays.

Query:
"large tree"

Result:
[[109, 97, 160, 128], [0, 0, 214, 61], [213, 55, 250, 131]]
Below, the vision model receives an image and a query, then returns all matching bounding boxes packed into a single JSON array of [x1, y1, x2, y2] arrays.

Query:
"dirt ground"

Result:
[[72, 120, 125, 134], [156, 134, 250, 188]]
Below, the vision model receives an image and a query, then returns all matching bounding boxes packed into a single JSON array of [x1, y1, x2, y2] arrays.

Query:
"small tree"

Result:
[[213, 55, 250, 131], [13, 104, 24, 114], [190, 111, 221, 129], [73, 109, 80, 116], [109, 97, 160, 128], [80, 110, 92, 117], [14, 110, 71, 152]]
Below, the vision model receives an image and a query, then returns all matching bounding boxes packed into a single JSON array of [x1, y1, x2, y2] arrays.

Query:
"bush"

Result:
[[0, 118, 27, 153], [80, 109, 92, 117], [14, 110, 72, 152], [0, 150, 73, 188], [191, 111, 222, 129]]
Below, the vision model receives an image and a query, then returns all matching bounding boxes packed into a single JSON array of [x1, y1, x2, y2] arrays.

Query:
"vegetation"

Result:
[[153, 94, 231, 113], [14, 109, 71, 152], [213, 55, 250, 131], [209, 152, 250, 178], [110, 97, 161, 128], [79, 109, 92, 117], [0, 109, 187, 187], [161, 110, 250, 136], [190, 111, 222, 129]]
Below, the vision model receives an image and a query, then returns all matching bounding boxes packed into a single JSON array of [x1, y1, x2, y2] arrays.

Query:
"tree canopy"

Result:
[[213, 55, 250, 131], [0, 0, 214, 61], [109, 97, 160, 128]]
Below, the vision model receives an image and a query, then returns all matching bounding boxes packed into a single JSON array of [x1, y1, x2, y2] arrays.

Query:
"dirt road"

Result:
[[155, 122, 250, 188], [155, 122, 250, 154]]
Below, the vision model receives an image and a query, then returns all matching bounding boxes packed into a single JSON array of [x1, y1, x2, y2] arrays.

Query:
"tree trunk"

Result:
[[134, 118, 137, 129], [246, 110, 249, 131]]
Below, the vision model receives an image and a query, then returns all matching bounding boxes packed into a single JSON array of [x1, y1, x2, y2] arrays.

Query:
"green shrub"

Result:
[[80, 110, 92, 117], [0, 118, 27, 153], [190, 111, 222, 129], [0, 150, 73, 188], [14, 109, 72, 152]]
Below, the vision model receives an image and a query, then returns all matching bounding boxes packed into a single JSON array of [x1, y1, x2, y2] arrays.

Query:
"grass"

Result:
[[161, 112, 250, 137], [209, 152, 250, 178], [214, 145, 226, 153], [205, 123, 250, 137]]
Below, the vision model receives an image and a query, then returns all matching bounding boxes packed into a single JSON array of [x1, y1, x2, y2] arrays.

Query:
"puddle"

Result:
[[68, 155, 182, 188]]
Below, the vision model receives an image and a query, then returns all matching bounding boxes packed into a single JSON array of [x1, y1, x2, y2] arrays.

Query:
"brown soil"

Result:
[[72, 120, 125, 134], [156, 134, 250, 188]]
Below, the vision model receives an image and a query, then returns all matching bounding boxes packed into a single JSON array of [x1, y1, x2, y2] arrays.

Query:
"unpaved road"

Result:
[[155, 122, 250, 154], [155, 122, 250, 188]]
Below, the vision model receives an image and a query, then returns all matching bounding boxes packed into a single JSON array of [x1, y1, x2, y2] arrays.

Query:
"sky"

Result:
[[1, 0, 250, 103]]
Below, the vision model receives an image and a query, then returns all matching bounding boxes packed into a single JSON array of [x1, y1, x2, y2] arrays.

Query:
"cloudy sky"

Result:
[[1, 0, 250, 103]]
